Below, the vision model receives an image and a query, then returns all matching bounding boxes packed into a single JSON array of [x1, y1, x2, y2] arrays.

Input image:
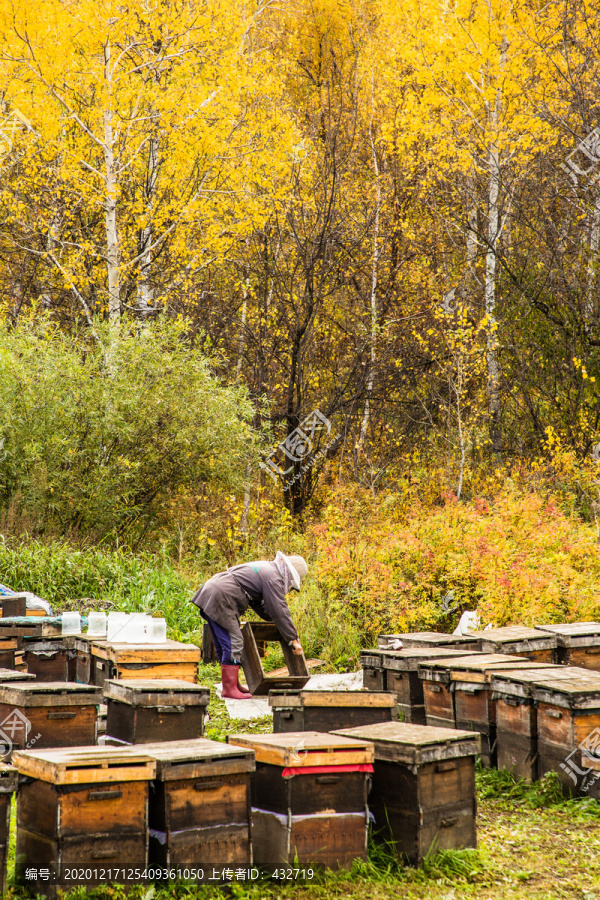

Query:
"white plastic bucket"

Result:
[[61, 611, 81, 635], [87, 611, 107, 637]]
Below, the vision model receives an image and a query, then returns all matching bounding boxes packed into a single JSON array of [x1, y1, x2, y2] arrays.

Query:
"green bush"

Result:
[[0, 315, 259, 545]]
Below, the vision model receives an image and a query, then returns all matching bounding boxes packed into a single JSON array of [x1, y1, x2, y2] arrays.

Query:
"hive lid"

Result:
[[0, 668, 35, 683], [382, 648, 482, 671], [534, 622, 600, 647], [530, 673, 600, 708], [268, 690, 396, 709], [469, 626, 558, 648], [137, 738, 255, 778], [12, 745, 156, 784], [91, 639, 200, 663], [0, 681, 103, 706], [360, 650, 387, 665], [490, 666, 573, 697], [332, 722, 481, 765], [103, 679, 210, 707], [228, 731, 374, 767], [418, 654, 527, 683], [388, 632, 479, 647]]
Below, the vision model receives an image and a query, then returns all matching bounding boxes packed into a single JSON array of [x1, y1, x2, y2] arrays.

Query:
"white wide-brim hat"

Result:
[[280, 554, 308, 591]]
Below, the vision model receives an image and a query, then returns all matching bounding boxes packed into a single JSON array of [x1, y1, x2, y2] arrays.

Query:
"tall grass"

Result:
[[0, 536, 200, 642]]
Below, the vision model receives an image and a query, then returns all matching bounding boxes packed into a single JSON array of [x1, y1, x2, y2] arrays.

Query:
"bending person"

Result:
[[192, 551, 307, 699]]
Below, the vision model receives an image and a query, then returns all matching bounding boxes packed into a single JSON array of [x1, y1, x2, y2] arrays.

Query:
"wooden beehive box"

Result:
[[241, 622, 310, 695], [468, 626, 558, 662], [0, 682, 102, 754], [382, 648, 481, 725], [229, 731, 373, 868], [13, 745, 155, 895], [0, 620, 61, 641], [491, 665, 576, 780], [104, 679, 210, 744], [0, 635, 19, 670], [140, 738, 255, 867], [23, 636, 77, 683], [269, 690, 396, 733], [0, 594, 28, 618], [73, 635, 100, 684], [531, 672, 600, 794], [380, 632, 481, 651], [333, 722, 480, 862], [418, 654, 528, 763], [0, 764, 18, 895], [535, 623, 600, 670], [90, 639, 200, 686], [360, 650, 389, 691]]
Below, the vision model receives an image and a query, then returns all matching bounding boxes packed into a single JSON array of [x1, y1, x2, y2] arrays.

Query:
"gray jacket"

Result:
[[192, 559, 299, 644]]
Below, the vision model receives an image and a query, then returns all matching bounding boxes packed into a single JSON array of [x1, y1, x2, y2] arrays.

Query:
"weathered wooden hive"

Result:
[[530, 671, 600, 794], [0, 682, 102, 753], [229, 731, 373, 868], [382, 648, 481, 725], [534, 622, 600, 671], [268, 689, 396, 733], [90, 639, 200, 686], [23, 636, 77, 682], [491, 665, 576, 780], [241, 622, 310, 695], [360, 649, 389, 691], [141, 738, 255, 867], [417, 654, 529, 764], [468, 626, 558, 663], [334, 722, 480, 862], [13, 745, 156, 897], [103, 679, 210, 744]]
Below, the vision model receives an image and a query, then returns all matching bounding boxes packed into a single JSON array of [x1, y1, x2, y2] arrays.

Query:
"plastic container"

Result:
[[119, 613, 149, 643], [61, 611, 81, 635], [107, 611, 129, 642], [146, 617, 167, 643], [87, 611, 107, 637]]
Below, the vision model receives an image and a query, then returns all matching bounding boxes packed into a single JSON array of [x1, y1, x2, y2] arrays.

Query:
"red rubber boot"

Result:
[[221, 664, 253, 699]]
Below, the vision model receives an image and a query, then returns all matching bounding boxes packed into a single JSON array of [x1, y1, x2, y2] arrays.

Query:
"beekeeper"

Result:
[[192, 551, 308, 699]]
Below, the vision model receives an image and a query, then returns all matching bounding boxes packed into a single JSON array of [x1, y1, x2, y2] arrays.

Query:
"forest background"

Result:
[[0, 0, 599, 663]]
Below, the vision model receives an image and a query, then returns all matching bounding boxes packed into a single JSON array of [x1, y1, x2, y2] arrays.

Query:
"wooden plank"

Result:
[[0, 669, 35, 683], [114, 662, 198, 683], [0, 682, 102, 707], [382, 648, 479, 671], [103, 679, 209, 706], [91, 640, 200, 664], [229, 730, 374, 766], [333, 722, 480, 765], [268, 690, 395, 709], [12, 745, 156, 784]]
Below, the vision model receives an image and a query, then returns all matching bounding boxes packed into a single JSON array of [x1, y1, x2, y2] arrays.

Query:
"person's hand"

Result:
[[291, 640, 303, 656]]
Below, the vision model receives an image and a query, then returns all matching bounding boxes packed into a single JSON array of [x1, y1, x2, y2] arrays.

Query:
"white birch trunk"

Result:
[[484, 38, 507, 454], [103, 40, 121, 328], [358, 121, 381, 451], [585, 193, 600, 324], [137, 131, 159, 319]]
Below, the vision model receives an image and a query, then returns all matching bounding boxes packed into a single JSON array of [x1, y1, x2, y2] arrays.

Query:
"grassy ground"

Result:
[[5, 657, 600, 900]]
